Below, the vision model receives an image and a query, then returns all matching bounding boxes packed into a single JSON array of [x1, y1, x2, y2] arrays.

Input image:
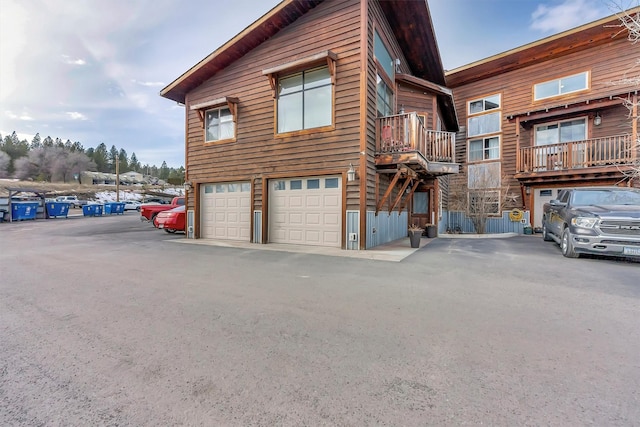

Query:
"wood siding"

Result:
[[448, 35, 639, 206], [185, 0, 362, 215]]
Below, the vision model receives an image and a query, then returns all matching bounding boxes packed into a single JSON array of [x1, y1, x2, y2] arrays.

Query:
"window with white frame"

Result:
[[535, 118, 586, 146], [469, 136, 500, 161], [467, 94, 501, 137], [205, 106, 235, 142], [534, 72, 589, 101], [277, 66, 332, 133]]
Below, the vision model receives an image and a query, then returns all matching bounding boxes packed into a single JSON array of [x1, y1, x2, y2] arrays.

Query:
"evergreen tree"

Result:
[[118, 148, 128, 172], [109, 145, 118, 173], [71, 141, 84, 153], [93, 143, 109, 172], [30, 133, 42, 150], [159, 161, 170, 180], [55, 138, 64, 148], [129, 153, 140, 172], [42, 136, 54, 147]]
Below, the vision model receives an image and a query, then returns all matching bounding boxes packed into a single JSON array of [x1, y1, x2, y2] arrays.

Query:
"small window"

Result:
[[468, 94, 500, 115], [273, 181, 285, 191], [540, 189, 553, 197], [228, 183, 237, 192], [534, 72, 589, 100], [290, 180, 302, 190], [307, 179, 320, 189], [469, 137, 500, 161], [241, 183, 250, 192], [205, 107, 235, 142], [215, 184, 225, 193], [325, 178, 339, 188], [204, 185, 214, 194]]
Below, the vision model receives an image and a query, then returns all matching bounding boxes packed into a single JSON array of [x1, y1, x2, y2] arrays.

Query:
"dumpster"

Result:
[[82, 204, 96, 216], [11, 202, 39, 221], [104, 202, 125, 215], [46, 202, 70, 218], [94, 204, 103, 216]]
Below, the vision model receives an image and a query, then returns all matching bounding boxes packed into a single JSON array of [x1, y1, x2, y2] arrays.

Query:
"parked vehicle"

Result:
[[140, 196, 185, 224], [542, 187, 640, 259], [153, 205, 185, 233], [55, 195, 88, 208], [123, 200, 142, 211]]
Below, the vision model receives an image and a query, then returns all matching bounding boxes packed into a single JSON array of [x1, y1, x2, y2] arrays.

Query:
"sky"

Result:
[[0, 0, 631, 169]]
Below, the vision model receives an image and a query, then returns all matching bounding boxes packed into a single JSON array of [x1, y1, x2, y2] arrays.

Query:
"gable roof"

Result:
[[445, 7, 640, 88], [161, 0, 450, 102]]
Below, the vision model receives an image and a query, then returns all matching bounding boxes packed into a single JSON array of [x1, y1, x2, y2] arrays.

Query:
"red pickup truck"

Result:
[[140, 197, 185, 224]]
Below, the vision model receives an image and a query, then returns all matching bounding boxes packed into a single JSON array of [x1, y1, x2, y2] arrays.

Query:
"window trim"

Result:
[[467, 93, 501, 116], [190, 97, 238, 144], [468, 136, 501, 162], [533, 71, 590, 101], [262, 51, 337, 137], [533, 116, 588, 146]]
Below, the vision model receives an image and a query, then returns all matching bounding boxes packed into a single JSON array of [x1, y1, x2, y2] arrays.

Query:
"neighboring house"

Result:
[[446, 8, 640, 232], [161, 0, 460, 249]]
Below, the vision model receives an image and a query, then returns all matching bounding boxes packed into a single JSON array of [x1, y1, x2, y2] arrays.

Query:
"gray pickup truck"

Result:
[[541, 186, 640, 259], [55, 195, 88, 208]]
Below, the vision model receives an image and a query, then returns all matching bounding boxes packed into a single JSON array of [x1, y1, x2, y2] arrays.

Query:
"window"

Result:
[[468, 162, 501, 189], [290, 180, 302, 190], [205, 107, 235, 142], [469, 136, 500, 161], [325, 178, 339, 188], [307, 179, 320, 189], [377, 74, 394, 117], [277, 66, 332, 133], [374, 30, 394, 79], [469, 94, 500, 115], [412, 193, 428, 214], [535, 118, 586, 146], [534, 72, 589, 100]]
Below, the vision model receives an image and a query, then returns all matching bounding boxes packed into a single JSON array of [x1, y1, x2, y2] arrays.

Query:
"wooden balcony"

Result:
[[516, 135, 636, 179], [375, 113, 459, 176]]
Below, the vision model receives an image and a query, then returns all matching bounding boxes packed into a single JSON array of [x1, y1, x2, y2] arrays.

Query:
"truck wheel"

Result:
[[542, 221, 553, 241], [151, 213, 159, 227], [561, 227, 579, 258], [165, 228, 176, 234]]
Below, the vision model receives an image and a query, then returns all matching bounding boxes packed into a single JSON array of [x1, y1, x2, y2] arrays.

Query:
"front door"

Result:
[[411, 191, 430, 229]]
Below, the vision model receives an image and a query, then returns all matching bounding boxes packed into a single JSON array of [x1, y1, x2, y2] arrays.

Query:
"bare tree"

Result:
[[609, 2, 640, 184], [449, 163, 518, 234]]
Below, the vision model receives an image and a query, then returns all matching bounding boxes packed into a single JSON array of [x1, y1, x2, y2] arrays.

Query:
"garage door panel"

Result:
[[201, 182, 251, 241], [269, 176, 341, 247]]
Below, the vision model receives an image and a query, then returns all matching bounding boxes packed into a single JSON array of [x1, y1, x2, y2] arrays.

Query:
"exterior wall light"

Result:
[[183, 181, 193, 192], [594, 112, 602, 126], [347, 164, 356, 182]]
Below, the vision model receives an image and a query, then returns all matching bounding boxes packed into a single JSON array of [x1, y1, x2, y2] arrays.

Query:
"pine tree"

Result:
[[30, 133, 42, 150]]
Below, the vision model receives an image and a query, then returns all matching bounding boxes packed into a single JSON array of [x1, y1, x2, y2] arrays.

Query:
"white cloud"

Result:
[[132, 80, 166, 87], [5, 110, 34, 121], [66, 112, 88, 121], [61, 55, 87, 66], [531, 0, 609, 33]]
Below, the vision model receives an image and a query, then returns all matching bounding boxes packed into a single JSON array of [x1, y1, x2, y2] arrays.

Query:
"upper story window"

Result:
[[263, 50, 337, 136], [469, 136, 500, 161], [467, 94, 501, 137], [535, 117, 586, 146], [277, 66, 332, 133], [205, 107, 235, 142], [534, 72, 589, 101], [190, 96, 238, 144], [374, 30, 394, 80], [377, 74, 394, 117]]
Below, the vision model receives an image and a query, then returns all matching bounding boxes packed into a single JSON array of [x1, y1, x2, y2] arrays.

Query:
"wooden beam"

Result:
[[399, 180, 419, 213], [262, 50, 337, 76], [376, 170, 402, 214], [389, 178, 412, 214]]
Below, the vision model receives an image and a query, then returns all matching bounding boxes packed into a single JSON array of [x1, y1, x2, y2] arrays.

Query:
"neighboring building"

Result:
[[80, 171, 164, 186], [161, 0, 460, 249], [446, 8, 640, 231]]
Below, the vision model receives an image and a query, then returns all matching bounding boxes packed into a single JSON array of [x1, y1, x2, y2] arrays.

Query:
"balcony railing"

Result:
[[376, 113, 455, 163], [517, 134, 635, 173]]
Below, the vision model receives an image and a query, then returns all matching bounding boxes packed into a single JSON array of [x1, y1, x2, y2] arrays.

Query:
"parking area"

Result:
[[1, 214, 639, 425]]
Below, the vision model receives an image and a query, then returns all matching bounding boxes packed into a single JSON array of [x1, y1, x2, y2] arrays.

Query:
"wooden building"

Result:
[[160, 0, 460, 249], [446, 8, 640, 231]]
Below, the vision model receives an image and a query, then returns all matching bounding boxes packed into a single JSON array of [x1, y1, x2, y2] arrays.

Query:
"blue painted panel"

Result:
[[346, 210, 359, 250], [444, 210, 531, 234], [366, 211, 408, 249], [253, 211, 262, 243]]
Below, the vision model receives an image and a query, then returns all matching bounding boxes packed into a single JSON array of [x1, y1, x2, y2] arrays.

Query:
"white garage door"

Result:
[[200, 182, 251, 241], [534, 187, 568, 229], [269, 176, 342, 247]]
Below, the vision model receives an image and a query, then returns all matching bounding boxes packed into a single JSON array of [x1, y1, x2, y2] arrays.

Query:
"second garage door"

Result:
[[269, 176, 342, 247], [201, 182, 251, 241]]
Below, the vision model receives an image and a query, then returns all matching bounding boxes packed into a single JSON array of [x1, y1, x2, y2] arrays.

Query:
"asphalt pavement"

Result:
[[1, 213, 639, 426]]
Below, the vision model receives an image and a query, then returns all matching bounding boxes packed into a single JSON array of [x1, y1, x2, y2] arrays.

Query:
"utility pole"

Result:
[[116, 152, 120, 202]]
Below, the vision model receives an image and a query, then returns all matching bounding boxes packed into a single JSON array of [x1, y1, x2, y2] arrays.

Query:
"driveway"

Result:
[[1, 214, 639, 425]]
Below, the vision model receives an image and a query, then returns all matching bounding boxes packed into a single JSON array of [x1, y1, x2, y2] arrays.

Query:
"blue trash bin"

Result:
[[46, 202, 70, 218], [12, 202, 39, 221], [82, 205, 96, 216], [104, 202, 114, 215], [94, 204, 103, 216], [115, 202, 125, 214]]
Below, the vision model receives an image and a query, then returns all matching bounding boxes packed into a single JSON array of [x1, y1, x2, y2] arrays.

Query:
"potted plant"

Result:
[[408, 224, 423, 248]]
